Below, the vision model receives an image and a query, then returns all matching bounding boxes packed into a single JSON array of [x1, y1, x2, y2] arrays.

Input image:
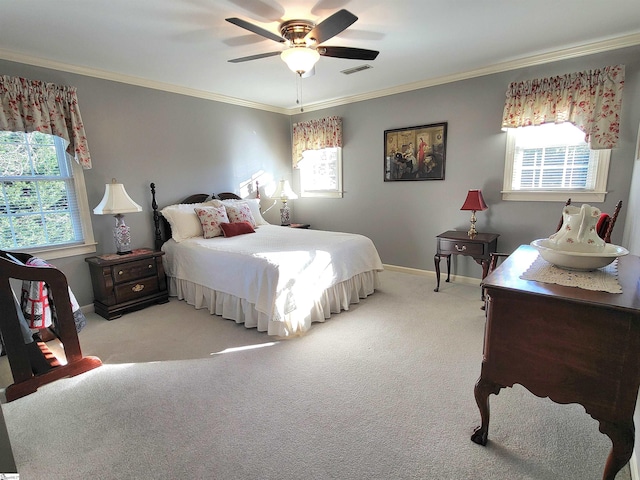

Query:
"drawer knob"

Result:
[[148, 264, 153, 268], [132, 284, 145, 293], [455, 244, 467, 252], [118, 270, 123, 275]]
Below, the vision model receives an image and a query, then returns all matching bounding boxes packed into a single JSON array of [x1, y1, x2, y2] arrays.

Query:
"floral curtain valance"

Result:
[[0, 75, 92, 168], [292, 116, 342, 168], [501, 64, 625, 150]]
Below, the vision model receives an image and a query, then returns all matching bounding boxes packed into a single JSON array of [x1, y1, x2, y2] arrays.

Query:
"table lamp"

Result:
[[93, 179, 143, 254], [460, 189, 488, 238], [271, 179, 298, 226]]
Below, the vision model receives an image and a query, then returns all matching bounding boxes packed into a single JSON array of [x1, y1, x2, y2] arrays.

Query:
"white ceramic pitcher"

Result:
[[547, 204, 605, 252]]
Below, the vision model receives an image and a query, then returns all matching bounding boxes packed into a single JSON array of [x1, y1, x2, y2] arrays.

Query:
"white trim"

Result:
[[502, 128, 611, 203], [299, 147, 343, 199], [28, 242, 97, 261], [631, 451, 639, 480], [383, 264, 482, 286], [1, 33, 639, 115], [501, 190, 608, 202], [635, 122, 640, 161], [72, 159, 97, 249]]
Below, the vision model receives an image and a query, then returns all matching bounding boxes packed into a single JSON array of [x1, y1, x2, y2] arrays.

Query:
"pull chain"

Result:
[[295, 72, 304, 112]]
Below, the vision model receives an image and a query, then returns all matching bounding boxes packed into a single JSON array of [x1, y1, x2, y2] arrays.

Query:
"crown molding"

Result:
[[2, 32, 639, 117], [293, 32, 640, 114], [0, 48, 289, 115]]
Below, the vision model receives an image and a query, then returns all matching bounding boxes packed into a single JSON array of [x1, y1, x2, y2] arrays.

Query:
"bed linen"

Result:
[[162, 224, 383, 337]]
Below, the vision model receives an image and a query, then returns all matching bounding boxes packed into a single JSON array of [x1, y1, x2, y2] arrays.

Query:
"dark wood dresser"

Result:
[[85, 248, 169, 320], [472, 244, 640, 480]]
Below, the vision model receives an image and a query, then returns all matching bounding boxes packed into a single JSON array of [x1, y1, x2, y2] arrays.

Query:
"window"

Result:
[[0, 131, 95, 259], [298, 147, 343, 198], [502, 123, 610, 202]]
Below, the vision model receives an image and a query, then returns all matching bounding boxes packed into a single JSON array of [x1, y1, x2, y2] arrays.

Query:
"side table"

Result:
[[85, 248, 169, 320], [434, 230, 499, 296]]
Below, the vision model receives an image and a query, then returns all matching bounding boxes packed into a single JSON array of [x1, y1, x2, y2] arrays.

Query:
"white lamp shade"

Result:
[[271, 179, 298, 201], [93, 181, 143, 215], [280, 47, 320, 74]]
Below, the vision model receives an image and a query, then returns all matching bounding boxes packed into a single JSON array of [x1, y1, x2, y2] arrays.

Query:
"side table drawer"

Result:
[[439, 239, 484, 256], [112, 258, 157, 284], [114, 276, 159, 304]]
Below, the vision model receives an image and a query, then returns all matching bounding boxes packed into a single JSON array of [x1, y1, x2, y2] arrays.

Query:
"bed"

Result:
[[150, 183, 383, 337]]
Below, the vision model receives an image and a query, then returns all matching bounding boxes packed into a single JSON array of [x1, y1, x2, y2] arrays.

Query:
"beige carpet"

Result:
[[0, 270, 631, 479]]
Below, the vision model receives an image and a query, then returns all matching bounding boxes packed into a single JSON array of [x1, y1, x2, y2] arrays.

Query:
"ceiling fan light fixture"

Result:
[[280, 47, 320, 75]]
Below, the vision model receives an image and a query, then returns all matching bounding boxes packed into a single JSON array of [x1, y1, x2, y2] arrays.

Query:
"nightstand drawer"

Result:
[[439, 239, 484, 256], [112, 258, 157, 284], [114, 276, 159, 304]]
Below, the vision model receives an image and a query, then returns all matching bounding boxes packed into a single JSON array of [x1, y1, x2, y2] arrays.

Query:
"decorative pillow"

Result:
[[224, 202, 256, 227], [216, 198, 269, 226], [194, 206, 230, 238], [220, 221, 255, 238], [161, 200, 217, 242]]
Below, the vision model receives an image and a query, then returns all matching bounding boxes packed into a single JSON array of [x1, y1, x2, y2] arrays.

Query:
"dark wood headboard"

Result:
[[150, 182, 248, 251]]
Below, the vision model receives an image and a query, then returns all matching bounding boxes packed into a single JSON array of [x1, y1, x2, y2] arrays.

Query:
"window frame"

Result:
[[502, 126, 611, 203], [298, 147, 343, 199], [0, 132, 96, 260]]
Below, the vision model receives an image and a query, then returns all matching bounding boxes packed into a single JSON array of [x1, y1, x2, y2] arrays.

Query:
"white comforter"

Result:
[[162, 225, 383, 336]]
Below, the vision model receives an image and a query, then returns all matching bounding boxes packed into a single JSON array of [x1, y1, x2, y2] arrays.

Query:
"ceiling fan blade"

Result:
[[228, 51, 281, 63], [319, 46, 379, 61], [305, 9, 357, 44], [226, 17, 285, 43]]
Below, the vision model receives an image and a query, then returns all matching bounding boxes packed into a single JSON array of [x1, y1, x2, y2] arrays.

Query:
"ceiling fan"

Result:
[[226, 9, 379, 76]]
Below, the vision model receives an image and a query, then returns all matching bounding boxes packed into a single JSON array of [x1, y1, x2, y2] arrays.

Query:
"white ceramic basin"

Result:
[[530, 239, 629, 271]]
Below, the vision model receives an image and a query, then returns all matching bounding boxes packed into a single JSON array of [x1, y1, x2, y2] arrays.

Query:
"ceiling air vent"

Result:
[[341, 64, 373, 75]]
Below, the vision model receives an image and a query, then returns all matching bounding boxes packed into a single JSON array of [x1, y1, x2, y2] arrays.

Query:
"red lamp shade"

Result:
[[460, 189, 488, 212]]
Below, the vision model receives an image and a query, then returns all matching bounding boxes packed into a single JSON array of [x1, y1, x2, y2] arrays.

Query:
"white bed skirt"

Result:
[[167, 270, 380, 337]]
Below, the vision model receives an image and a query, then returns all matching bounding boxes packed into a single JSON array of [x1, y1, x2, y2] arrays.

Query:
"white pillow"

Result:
[[217, 198, 269, 226], [161, 200, 217, 242], [194, 205, 229, 238]]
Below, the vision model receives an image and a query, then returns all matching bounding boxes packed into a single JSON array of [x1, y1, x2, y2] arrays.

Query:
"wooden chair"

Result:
[[0, 256, 102, 402], [487, 198, 623, 274]]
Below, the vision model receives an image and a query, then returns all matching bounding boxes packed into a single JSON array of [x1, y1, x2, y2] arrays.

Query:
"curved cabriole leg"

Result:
[[599, 420, 634, 480], [471, 376, 502, 446]]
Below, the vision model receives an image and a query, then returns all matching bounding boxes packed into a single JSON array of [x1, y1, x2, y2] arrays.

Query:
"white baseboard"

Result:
[[631, 451, 639, 480], [382, 264, 482, 287], [80, 303, 95, 315]]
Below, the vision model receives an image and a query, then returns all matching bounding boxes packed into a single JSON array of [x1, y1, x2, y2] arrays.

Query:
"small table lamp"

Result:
[[460, 189, 488, 238], [271, 179, 298, 225], [94, 179, 143, 254]]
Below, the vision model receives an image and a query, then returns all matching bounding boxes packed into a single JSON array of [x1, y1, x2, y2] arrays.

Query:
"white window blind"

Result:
[[503, 123, 610, 202], [0, 131, 95, 256]]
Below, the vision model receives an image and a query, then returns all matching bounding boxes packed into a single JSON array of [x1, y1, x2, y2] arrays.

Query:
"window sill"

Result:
[[10, 242, 98, 261], [501, 190, 607, 203]]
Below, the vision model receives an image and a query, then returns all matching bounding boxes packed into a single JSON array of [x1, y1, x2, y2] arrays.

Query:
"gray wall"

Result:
[[0, 59, 292, 306], [291, 45, 640, 279], [2, 43, 639, 305]]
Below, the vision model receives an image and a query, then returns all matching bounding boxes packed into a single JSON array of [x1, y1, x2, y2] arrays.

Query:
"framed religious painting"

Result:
[[384, 122, 447, 181]]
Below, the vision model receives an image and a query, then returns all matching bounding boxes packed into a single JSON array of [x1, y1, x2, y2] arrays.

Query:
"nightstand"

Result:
[[434, 230, 499, 296], [287, 223, 311, 229], [85, 248, 169, 320]]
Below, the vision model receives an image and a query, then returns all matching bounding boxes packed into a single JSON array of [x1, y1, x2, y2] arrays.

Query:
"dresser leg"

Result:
[[471, 376, 502, 446], [599, 420, 634, 480]]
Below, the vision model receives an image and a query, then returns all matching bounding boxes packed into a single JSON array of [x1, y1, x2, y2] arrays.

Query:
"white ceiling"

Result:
[[2, 0, 640, 114]]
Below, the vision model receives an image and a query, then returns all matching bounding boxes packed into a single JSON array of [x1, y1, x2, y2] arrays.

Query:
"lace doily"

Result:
[[521, 254, 622, 293]]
